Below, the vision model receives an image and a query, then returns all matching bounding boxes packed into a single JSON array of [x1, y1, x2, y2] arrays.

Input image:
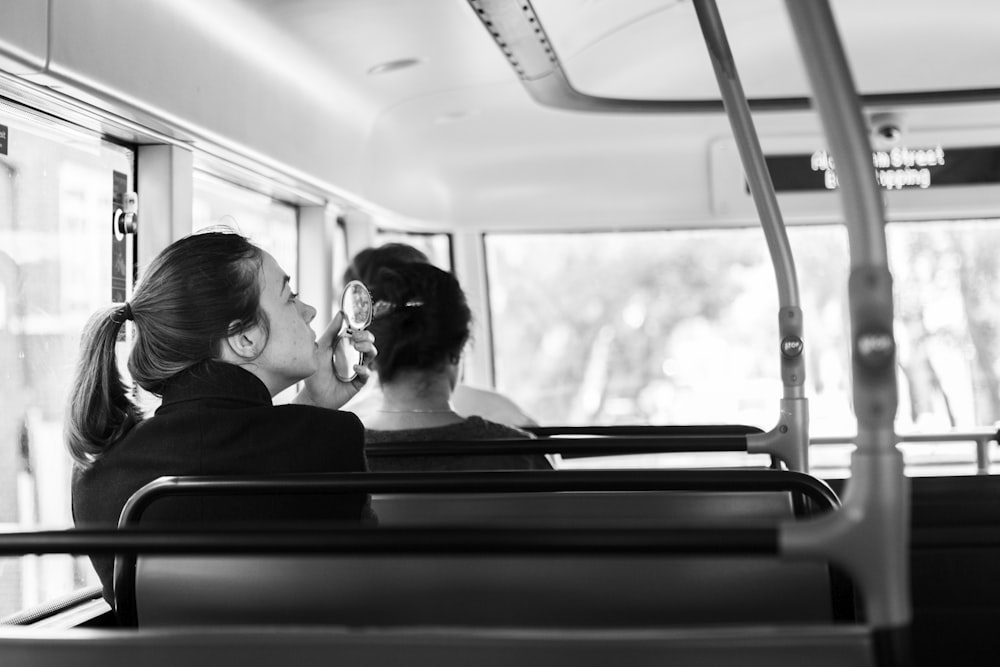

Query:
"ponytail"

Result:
[[65, 230, 265, 467], [65, 307, 142, 467]]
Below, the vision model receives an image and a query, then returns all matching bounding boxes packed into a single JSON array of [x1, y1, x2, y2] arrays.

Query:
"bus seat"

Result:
[[116, 470, 851, 628]]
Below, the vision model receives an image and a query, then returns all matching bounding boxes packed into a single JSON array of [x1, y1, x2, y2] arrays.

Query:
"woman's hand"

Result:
[[293, 311, 377, 410]]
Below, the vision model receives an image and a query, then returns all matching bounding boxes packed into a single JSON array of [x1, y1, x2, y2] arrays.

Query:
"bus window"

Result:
[[331, 215, 349, 295], [372, 230, 452, 273], [192, 172, 300, 404], [485, 225, 851, 432], [488, 220, 1000, 476], [193, 171, 299, 284], [0, 104, 134, 615]]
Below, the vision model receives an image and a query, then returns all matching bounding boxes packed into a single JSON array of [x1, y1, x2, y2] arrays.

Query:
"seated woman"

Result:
[[362, 262, 551, 471], [67, 230, 377, 606], [342, 242, 538, 428]]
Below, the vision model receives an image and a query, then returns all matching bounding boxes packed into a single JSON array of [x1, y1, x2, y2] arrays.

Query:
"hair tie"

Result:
[[110, 303, 133, 325]]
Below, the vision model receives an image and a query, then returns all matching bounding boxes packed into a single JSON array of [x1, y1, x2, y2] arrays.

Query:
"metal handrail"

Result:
[[0, 526, 782, 557], [365, 429, 999, 474], [119, 468, 841, 524], [693, 0, 808, 473], [810, 430, 997, 475], [526, 425, 763, 437]]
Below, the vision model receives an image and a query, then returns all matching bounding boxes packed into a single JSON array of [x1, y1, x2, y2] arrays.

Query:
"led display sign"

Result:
[[762, 146, 1000, 192]]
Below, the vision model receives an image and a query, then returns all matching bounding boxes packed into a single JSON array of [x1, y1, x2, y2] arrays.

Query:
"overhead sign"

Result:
[[761, 145, 1000, 192]]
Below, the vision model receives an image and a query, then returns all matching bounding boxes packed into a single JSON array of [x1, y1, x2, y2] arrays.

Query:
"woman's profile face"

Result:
[[248, 252, 320, 395]]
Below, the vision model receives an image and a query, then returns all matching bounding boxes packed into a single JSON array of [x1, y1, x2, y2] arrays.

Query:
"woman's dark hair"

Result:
[[367, 262, 471, 383], [343, 242, 430, 285], [66, 231, 266, 467]]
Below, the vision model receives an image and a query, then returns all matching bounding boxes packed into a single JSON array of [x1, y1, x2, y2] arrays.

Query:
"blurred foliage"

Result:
[[889, 221, 1000, 428], [487, 221, 1000, 433]]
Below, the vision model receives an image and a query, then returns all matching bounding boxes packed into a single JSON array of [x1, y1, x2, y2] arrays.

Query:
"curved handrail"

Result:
[[118, 469, 840, 526], [693, 0, 808, 473], [106, 468, 834, 627], [782, 0, 908, 634]]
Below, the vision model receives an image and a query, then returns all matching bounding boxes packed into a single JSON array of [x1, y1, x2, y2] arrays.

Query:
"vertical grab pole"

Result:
[[780, 0, 911, 645], [692, 0, 808, 472]]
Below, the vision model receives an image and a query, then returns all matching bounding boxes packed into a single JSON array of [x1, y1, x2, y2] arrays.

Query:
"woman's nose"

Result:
[[300, 300, 317, 323]]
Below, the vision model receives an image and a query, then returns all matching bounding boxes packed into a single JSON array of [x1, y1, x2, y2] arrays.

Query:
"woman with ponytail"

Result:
[[362, 262, 550, 472], [68, 230, 376, 607]]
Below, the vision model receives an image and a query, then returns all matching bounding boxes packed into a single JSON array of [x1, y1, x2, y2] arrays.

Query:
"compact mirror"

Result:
[[333, 280, 373, 381]]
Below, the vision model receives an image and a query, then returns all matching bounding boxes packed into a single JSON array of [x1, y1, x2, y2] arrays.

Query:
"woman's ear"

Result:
[[223, 321, 261, 360]]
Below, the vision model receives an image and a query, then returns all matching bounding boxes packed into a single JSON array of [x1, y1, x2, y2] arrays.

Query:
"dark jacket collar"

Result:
[[158, 360, 272, 410]]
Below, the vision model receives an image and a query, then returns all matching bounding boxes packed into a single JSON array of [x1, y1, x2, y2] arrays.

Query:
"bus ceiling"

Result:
[[2, 1, 999, 229], [469, 0, 1000, 112]]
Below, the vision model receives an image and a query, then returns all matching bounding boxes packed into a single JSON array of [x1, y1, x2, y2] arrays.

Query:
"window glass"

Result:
[[486, 221, 1000, 475], [193, 172, 299, 284], [372, 230, 452, 273], [486, 226, 851, 430], [888, 219, 1000, 432], [331, 215, 349, 294], [192, 173, 300, 403], [0, 104, 134, 613]]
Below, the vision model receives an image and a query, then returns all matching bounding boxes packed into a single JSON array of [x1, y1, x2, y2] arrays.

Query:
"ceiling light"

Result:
[[367, 58, 424, 76], [434, 109, 481, 125]]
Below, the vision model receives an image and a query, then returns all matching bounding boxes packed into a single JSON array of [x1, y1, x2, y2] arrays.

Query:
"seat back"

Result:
[[136, 551, 834, 627], [371, 489, 795, 527], [117, 470, 850, 628]]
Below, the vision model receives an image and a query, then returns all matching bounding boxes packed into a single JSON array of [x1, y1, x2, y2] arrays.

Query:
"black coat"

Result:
[[72, 360, 370, 605]]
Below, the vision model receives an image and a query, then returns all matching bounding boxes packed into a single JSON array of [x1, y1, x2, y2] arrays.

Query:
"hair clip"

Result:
[[372, 299, 425, 319]]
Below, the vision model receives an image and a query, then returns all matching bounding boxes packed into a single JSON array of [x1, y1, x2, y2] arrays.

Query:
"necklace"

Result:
[[377, 408, 456, 414]]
